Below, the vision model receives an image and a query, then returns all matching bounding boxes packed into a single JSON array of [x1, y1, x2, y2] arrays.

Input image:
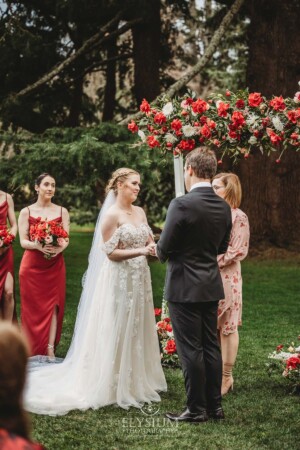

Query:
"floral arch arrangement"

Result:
[[128, 85, 300, 164]]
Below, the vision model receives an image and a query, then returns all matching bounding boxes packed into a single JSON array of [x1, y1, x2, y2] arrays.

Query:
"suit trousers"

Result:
[[168, 300, 222, 412]]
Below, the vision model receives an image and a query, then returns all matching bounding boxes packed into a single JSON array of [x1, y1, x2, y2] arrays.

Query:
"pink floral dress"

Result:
[[217, 208, 250, 335]]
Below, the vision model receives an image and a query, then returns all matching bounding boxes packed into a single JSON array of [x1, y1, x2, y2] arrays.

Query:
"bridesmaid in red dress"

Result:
[[18, 173, 70, 358], [0, 190, 18, 321]]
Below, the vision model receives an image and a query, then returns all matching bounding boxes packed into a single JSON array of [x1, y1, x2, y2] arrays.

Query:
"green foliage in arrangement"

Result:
[[12, 234, 300, 450], [0, 123, 174, 225]]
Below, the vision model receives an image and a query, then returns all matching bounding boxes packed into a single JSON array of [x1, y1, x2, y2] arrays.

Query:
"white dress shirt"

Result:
[[190, 181, 212, 191]]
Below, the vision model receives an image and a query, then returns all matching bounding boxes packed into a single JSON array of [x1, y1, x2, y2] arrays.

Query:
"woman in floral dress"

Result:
[[212, 173, 250, 395]]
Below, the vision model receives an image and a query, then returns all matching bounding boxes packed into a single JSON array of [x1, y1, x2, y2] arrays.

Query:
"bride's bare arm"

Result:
[[101, 212, 155, 261]]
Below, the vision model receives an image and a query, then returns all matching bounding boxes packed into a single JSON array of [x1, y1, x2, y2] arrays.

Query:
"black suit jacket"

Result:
[[156, 187, 232, 303]]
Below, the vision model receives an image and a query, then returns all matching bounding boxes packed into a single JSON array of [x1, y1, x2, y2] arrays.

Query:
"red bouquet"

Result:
[[29, 218, 68, 259], [0, 226, 15, 248]]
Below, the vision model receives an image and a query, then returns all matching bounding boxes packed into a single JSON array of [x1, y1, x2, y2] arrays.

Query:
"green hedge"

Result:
[[0, 123, 175, 225]]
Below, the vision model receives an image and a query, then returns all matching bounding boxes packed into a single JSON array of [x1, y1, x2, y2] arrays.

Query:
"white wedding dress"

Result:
[[24, 193, 167, 416]]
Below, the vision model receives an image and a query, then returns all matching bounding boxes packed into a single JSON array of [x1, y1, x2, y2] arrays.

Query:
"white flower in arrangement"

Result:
[[182, 125, 196, 137], [293, 91, 300, 103], [138, 129, 146, 142], [246, 114, 260, 128], [162, 102, 174, 117], [272, 115, 284, 132], [248, 136, 258, 145], [164, 133, 177, 144]]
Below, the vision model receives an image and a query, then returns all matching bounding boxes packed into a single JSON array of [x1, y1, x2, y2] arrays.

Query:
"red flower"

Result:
[[147, 135, 160, 148], [217, 102, 230, 117], [0, 228, 15, 248], [200, 124, 211, 139], [165, 339, 177, 355], [171, 119, 183, 131], [228, 130, 238, 140], [236, 99, 245, 109], [276, 344, 284, 352], [248, 92, 263, 107], [178, 139, 195, 151], [267, 128, 282, 145], [286, 356, 300, 370], [127, 120, 138, 133], [157, 318, 172, 330], [154, 112, 167, 125], [231, 111, 246, 128], [225, 90, 231, 97], [213, 139, 221, 147], [262, 117, 270, 127], [191, 99, 209, 114], [165, 324, 173, 333], [287, 109, 300, 123], [140, 98, 151, 113], [207, 118, 216, 129], [291, 132, 299, 140], [269, 95, 286, 111], [154, 308, 162, 317]]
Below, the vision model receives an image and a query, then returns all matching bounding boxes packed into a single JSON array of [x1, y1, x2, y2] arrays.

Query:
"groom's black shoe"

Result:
[[208, 407, 225, 420], [165, 408, 208, 423]]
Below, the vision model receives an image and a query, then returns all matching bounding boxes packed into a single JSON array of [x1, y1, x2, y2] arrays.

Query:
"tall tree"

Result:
[[131, 0, 161, 103], [235, 0, 300, 247]]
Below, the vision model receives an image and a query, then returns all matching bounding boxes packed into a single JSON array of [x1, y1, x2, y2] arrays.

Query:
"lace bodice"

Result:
[[103, 223, 153, 255]]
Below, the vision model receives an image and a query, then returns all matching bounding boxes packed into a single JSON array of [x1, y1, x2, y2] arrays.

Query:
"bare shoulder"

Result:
[[134, 205, 147, 221], [19, 207, 30, 219], [101, 207, 119, 228], [61, 206, 69, 217], [6, 193, 14, 206]]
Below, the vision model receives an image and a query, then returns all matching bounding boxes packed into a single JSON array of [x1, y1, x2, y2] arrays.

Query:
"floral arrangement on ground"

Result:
[[154, 301, 179, 368], [267, 336, 300, 395], [128, 84, 300, 163]]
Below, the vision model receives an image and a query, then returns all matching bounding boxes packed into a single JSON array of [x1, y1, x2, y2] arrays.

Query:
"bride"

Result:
[[25, 168, 167, 415]]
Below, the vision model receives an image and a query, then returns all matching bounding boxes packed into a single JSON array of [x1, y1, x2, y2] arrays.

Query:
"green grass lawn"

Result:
[[13, 232, 300, 450]]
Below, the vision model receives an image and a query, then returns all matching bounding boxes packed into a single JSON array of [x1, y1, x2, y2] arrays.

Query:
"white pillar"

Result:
[[173, 154, 185, 197]]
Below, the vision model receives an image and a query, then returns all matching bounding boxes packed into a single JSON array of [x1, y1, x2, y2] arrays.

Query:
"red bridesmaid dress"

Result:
[[0, 196, 15, 318], [20, 208, 66, 356]]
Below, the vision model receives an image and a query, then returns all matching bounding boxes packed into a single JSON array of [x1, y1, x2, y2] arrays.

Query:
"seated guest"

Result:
[[0, 323, 45, 450]]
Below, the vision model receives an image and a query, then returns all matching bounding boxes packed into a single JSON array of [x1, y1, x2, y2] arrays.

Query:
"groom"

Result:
[[156, 147, 232, 423]]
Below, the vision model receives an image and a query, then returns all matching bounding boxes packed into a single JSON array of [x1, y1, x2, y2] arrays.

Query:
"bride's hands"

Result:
[[140, 243, 156, 256]]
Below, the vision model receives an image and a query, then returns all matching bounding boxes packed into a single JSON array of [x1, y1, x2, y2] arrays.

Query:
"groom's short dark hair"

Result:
[[185, 147, 217, 179]]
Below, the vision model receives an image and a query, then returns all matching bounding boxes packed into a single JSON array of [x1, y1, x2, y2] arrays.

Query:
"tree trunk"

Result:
[[237, 0, 300, 247], [66, 75, 84, 127], [132, 0, 161, 104], [102, 38, 117, 121]]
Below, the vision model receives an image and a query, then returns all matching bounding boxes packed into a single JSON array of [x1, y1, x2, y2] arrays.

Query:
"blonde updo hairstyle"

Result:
[[213, 172, 242, 209], [105, 168, 139, 195]]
